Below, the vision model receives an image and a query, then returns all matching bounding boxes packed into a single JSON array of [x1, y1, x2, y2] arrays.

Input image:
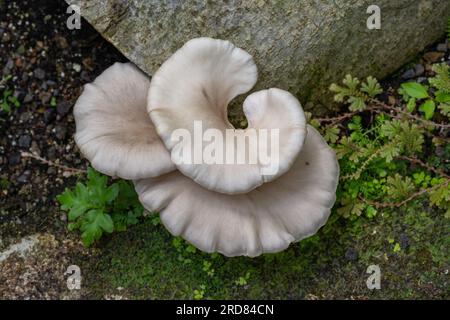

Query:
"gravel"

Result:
[[8, 152, 21, 165], [414, 63, 425, 77], [17, 170, 31, 183], [33, 68, 46, 80], [0, 0, 125, 273], [18, 135, 31, 148], [43, 108, 56, 124], [54, 124, 67, 140], [401, 68, 416, 80], [436, 42, 448, 52], [56, 101, 72, 117]]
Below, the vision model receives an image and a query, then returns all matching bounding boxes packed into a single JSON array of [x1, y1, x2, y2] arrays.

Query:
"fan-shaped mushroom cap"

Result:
[[148, 38, 306, 194], [74, 62, 175, 179], [134, 125, 339, 257]]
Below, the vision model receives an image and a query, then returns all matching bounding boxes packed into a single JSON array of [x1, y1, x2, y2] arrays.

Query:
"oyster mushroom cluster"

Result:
[[73, 37, 339, 257]]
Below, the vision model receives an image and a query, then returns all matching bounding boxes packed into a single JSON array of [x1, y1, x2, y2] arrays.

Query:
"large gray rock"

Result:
[[66, 0, 449, 113]]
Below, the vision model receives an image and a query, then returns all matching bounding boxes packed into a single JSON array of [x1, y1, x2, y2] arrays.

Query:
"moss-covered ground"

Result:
[[78, 199, 448, 299]]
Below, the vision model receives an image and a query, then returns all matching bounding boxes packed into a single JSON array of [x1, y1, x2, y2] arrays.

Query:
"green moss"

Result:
[[80, 199, 448, 299]]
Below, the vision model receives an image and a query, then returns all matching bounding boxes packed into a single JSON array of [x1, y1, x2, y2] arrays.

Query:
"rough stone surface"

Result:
[[66, 0, 450, 113]]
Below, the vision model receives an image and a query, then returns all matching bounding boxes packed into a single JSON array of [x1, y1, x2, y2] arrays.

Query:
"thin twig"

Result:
[[20, 151, 86, 175], [315, 111, 360, 124], [315, 99, 450, 130], [398, 155, 449, 178], [360, 180, 449, 209], [370, 99, 450, 129], [315, 106, 378, 125]]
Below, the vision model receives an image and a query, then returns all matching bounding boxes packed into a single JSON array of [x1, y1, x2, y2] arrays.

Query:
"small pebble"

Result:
[[33, 68, 46, 80], [3, 58, 13, 75], [2, 32, 11, 43], [43, 108, 56, 124], [19, 112, 32, 123], [8, 152, 21, 165], [345, 248, 358, 261], [72, 63, 81, 73], [80, 70, 91, 82], [18, 135, 32, 148], [401, 68, 415, 80], [416, 77, 428, 84], [47, 146, 56, 160], [23, 93, 33, 103], [436, 42, 447, 52], [39, 92, 52, 104], [21, 72, 29, 82], [16, 44, 25, 55], [55, 125, 67, 140], [414, 64, 424, 77], [5, 58, 14, 70], [17, 170, 31, 183], [56, 101, 72, 117]]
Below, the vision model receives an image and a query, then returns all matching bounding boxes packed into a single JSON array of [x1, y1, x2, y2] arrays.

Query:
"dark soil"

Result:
[[0, 0, 126, 247]]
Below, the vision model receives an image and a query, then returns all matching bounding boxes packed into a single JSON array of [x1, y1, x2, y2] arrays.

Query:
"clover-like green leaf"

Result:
[[406, 97, 416, 113], [419, 99, 435, 120], [400, 82, 429, 99]]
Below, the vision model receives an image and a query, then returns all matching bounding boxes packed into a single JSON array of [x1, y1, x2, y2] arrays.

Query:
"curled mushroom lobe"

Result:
[[74, 62, 174, 179], [148, 38, 307, 194], [73, 38, 340, 257]]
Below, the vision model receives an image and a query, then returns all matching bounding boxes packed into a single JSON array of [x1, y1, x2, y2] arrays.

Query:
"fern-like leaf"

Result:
[[429, 63, 450, 94], [361, 76, 383, 97]]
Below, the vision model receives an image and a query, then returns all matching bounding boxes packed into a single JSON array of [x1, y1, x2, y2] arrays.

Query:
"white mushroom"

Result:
[[134, 125, 339, 257], [148, 37, 307, 194], [74, 62, 175, 179]]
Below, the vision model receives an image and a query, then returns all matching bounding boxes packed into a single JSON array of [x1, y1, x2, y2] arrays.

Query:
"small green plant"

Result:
[[57, 168, 144, 246], [329, 75, 382, 111], [1, 89, 20, 114], [234, 271, 251, 286], [202, 260, 215, 277], [50, 96, 57, 107], [172, 236, 197, 264], [399, 63, 450, 119], [320, 68, 450, 220], [193, 285, 206, 300], [0, 75, 20, 114]]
